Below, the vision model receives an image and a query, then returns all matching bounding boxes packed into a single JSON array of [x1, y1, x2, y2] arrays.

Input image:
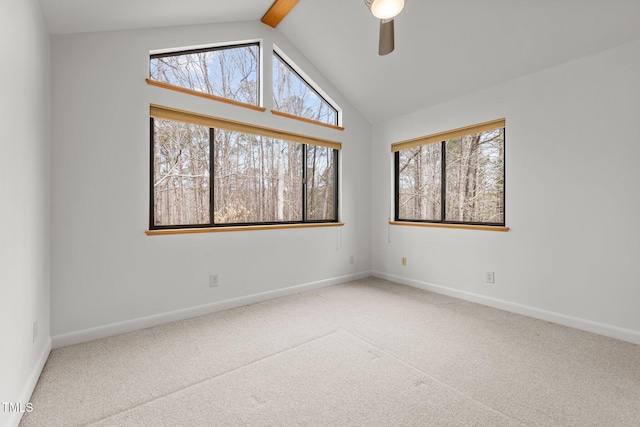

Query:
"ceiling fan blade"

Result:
[[378, 19, 395, 55]]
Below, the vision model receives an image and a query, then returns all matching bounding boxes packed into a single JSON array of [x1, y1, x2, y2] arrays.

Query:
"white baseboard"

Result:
[[5, 338, 51, 427], [52, 271, 372, 349], [373, 271, 640, 345]]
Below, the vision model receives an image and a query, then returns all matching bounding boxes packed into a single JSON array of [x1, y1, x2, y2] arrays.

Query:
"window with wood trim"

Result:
[[149, 43, 260, 107], [272, 51, 339, 127], [394, 119, 505, 226], [150, 105, 339, 229]]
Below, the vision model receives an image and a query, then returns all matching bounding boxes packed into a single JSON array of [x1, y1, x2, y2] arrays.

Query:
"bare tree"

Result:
[[152, 46, 336, 226], [397, 128, 504, 223]]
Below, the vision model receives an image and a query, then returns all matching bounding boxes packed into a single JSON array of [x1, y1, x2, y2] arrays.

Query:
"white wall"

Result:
[[50, 22, 372, 346], [0, 0, 51, 425], [372, 39, 640, 344]]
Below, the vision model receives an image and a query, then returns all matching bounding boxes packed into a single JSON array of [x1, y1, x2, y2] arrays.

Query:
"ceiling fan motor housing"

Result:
[[364, 0, 405, 20]]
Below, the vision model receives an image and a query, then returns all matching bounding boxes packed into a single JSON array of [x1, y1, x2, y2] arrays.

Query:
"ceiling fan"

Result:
[[261, 0, 405, 56], [364, 0, 406, 55]]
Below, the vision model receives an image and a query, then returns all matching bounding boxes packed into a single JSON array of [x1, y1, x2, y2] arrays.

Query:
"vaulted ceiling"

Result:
[[38, 0, 640, 123]]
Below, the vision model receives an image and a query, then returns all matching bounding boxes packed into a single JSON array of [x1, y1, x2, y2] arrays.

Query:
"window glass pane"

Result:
[[213, 131, 303, 223], [445, 128, 505, 223], [150, 113, 340, 229], [307, 146, 336, 221], [150, 44, 259, 106], [153, 119, 210, 226], [398, 144, 442, 221], [273, 53, 338, 126]]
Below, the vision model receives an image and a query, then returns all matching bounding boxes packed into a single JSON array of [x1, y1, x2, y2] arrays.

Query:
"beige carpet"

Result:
[[21, 278, 640, 426]]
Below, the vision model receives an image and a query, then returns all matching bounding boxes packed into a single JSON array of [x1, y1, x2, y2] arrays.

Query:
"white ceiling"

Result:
[[38, 0, 640, 123]]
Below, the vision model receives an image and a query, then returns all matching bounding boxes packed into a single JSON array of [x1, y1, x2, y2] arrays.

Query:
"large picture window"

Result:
[[150, 106, 339, 230], [394, 119, 505, 227]]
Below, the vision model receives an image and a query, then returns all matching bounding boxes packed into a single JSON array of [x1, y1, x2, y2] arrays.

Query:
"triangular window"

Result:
[[273, 51, 339, 127]]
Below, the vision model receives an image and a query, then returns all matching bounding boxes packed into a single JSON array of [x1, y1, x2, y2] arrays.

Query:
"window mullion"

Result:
[[302, 144, 308, 222], [149, 118, 155, 229], [210, 128, 215, 226], [394, 151, 400, 221], [333, 149, 339, 221], [440, 140, 446, 222]]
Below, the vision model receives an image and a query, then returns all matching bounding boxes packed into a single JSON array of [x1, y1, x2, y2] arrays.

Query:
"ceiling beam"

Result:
[[261, 0, 299, 28]]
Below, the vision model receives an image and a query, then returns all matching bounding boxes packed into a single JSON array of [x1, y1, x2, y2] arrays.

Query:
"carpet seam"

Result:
[[83, 329, 345, 426], [343, 329, 535, 427]]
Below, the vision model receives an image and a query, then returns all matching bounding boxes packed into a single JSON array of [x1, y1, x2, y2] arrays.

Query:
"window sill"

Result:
[[271, 110, 345, 131], [146, 79, 266, 113], [146, 222, 345, 236], [389, 221, 509, 232]]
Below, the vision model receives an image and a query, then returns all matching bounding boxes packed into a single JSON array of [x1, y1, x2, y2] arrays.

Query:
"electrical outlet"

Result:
[[349, 255, 355, 264], [33, 320, 37, 343], [402, 257, 407, 266], [209, 274, 219, 287], [486, 272, 495, 284]]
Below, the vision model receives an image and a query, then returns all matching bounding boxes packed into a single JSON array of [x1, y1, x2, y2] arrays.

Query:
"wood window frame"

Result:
[[392, 119, 508, 231], [150, 105, 341, 150], [148, 42, 262, 110], [272, 50, 341, 128], [149, 105, 341, 234]]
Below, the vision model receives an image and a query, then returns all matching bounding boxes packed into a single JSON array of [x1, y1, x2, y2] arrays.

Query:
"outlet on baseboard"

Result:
[[349, 255, 355, 264], [486, 272, 495, 284], [402, 257, 407, 266]]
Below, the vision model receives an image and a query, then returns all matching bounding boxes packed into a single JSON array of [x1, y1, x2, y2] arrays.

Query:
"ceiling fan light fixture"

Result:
[[366, 0, 405, 20]]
